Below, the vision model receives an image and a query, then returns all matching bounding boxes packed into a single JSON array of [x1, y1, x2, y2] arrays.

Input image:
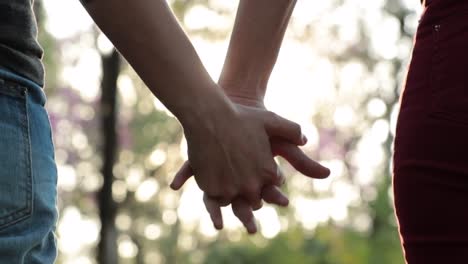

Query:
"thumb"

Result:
[[170, 160, 194, 190], [264, 112, 306, 146]]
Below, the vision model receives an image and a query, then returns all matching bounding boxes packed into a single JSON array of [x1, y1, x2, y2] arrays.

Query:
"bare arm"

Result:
[[81, 0, 233, 126], [216, 0, 330, 232], [219, 0, 297, 103]]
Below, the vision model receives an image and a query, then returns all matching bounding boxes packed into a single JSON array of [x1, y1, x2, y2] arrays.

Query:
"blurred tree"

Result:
[[98, 49, 121, 264], [366, 2, 415, 264]]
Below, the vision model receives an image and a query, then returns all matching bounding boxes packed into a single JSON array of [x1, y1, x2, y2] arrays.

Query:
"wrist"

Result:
[[218, 79, 266, 108], [178, 84, 238, 132], [218, 76, 267, 102], [226, 94, 266, 109]]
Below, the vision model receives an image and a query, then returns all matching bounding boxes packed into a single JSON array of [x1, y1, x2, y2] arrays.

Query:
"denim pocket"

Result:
[[0, 79, 33, 229], [429, 12, 468, 125]]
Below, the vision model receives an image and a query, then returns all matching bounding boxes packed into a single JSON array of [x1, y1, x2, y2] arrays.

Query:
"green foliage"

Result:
[[202, 225, 403, 264]]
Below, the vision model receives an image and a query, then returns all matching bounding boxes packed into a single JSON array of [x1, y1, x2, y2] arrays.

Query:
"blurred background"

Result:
[[34, 0, 423, 263]]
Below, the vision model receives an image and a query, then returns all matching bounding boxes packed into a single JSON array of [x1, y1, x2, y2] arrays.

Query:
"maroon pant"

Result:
[[394, 0, 468, 263]]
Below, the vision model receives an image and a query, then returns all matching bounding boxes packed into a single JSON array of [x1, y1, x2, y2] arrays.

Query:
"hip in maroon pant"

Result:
[[394, 0, 468, 263]]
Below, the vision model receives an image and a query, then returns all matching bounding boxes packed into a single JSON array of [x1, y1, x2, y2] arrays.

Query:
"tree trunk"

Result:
[[98, 50, 121, 264]]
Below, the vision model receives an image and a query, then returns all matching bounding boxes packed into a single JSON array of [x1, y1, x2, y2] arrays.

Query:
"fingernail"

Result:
[[246, 220, 257, 234], [214, 221, 223, 230], [280, 196, 289, 206]]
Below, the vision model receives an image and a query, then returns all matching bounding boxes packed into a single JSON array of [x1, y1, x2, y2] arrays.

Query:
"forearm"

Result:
[[80, 0, 234, 127], [219, 0, 297, 101]]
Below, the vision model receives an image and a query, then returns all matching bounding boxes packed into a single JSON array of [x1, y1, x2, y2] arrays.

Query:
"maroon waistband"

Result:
[[420, 0, 468, 25]]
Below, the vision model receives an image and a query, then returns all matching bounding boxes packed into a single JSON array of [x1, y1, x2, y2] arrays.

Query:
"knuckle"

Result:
[[293, 122, 302, 135], [269, 112, 280, 127], [242, 184, 260, 199], [217, 198, 231, 207], [223, 187, 237, 200], [206, 188, 222, 198], [206, 185, 223, 198], [198, 181, 210, 192], [253, 201, 263, 211], [260, 162, 278, 179]]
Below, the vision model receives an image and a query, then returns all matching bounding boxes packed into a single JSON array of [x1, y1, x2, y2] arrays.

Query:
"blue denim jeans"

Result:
[[0, 69, 58, 263]]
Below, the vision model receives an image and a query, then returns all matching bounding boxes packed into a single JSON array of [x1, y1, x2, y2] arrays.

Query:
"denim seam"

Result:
[[0, 87, 33, 229], [0, 81, 27, 99]]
